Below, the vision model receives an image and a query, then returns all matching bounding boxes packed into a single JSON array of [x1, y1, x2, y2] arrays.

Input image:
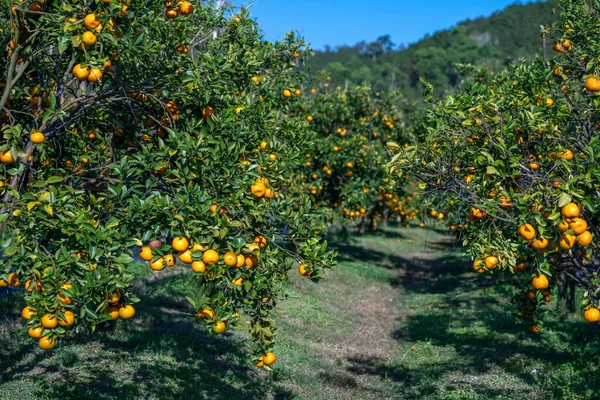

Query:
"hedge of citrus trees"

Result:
[[390, 0, 600, 331], [0, 0, 337, 367], [288, 81, 419, 231]]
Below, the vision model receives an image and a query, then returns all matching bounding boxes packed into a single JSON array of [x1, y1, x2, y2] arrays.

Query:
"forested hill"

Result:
[[307, 0, 558, 101]]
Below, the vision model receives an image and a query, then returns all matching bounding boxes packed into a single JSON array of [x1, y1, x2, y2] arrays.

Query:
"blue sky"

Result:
[[242, 0, 534, 50]]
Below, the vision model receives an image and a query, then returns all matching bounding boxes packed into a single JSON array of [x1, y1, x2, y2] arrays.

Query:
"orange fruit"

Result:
[[105, 305, 119, 320], [84, 14, 100, 29], [82, 31, 97, 46], [585, 76, 600, 92], [41, 314, 58, 329], [119, 305, 135, 319], [140, 246, 153, 261], [28, 326, 43, 339], [235, 254, 246, 268], [30, 131, 45, 144], [517, 224, 536, 241], [1, 150, 15, 163], [254, 236, 267, 248], [178, 1, 194, 15], [7, 272, 21, 286], [470, 207, 485, 219], [245, 254, 258, 268], [191, 260, 206, 273], [172, 237, 189, 252], [192, 242, 205, 251], [73, 64, 89, 80], [569, 218, 588, 235], [472, 260, 485, 273], [38, 336, 56, 350], [283, 89, 292, 97], [484, 256, 498, 270], [179, 250, 193, 264], [561, 203, 580, 218], [88, 68, 103, 82], [223, 252, 237, 267], [165, 8, 178, 18], [531, 237, 549, 250], [107, 289, 120, 303], [299, 264, 313, 276], [584, 308, 600, 323], [203, 249, 219, 265], [213, 321, 226, 334], [532, 274, 549, 290], [530, 324, 541, 334], [164, 254, 176, 267], [577, 231, 593, 247], [232, 277, 244, 286], [558, 220, 569, 232], [525, 290, 536, 300], [151, 257, 165, 271], [198, 308, 214, 320], [263, 352, 277, 366], [559, 234, 576, 250], [58, 311, 75, 327], [251, 181, 266, 197], [22, 306, 36, 320]]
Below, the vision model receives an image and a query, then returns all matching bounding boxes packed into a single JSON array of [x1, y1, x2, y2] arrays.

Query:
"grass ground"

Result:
[[1, 225, 600, 399]]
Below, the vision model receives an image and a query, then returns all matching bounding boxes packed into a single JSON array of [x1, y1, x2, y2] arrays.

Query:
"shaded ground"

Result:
[[1, 225, 599, 399]]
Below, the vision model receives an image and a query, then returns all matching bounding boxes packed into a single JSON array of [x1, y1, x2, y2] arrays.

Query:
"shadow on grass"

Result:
[[0, 272, 293, 400], [334, 228, 600, 398]]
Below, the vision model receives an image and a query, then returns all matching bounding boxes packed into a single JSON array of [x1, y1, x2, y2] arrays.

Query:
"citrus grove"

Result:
[[390, 0, 600, 331], [0, 0, 341, 366]]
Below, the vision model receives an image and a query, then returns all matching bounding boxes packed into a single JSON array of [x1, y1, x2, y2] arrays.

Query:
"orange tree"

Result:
[[390, 0, 600, 331], [0, 0, 335, 365], [290, 82, 415, 231]]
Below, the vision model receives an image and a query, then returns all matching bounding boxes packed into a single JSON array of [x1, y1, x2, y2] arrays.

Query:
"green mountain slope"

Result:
[[308, 0, 558, 100]]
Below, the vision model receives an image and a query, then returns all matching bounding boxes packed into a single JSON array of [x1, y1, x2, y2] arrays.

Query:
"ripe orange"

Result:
[[28, 326, 43, 339], [561, 202, 580, 218], [470, 207, 485, 219], [165, 8, 178, 18], [532, 274, 549, 290], [254, 236, 267, 248], [251, 181, 266, 197], [525, 290, 536, 300], [58, 311, 75, 327], [577, 231, 593, 247], [82, 31, 97, 46], [178, 1, 194, 15], [84, 14, 100, 29], [38, 336, 56, 350], [119, 305, 135, 319], [105, 305, 119, 320], [192, 242, 205, 251], [1, 150, 15, 164], [223, 252, 237, 267], [236, 254, 246, 268], [585, 76, 600, 92], [213, 321, 227, 334], [517, 224, 536, 241], [172, 237, 189, 252], [151, 257, 165, 271], [73, 64, 90, 80], [203, 249, 219, 265], [164, 254, 176, 267], [22, 306, 36, 320], [245, 254, 258, 268], [107, 289, 120, 303], [179, 250, 193, 264], [232, 277, 244, 286], [30, 131, 45, 144], [88, 68, 103, 82], [283, 89, 292, 97], [569, 218, 587, 235], [198, 308, 214, 320], [484, 256, 498, 270], [7, 272, 21, 286], [263, 352, 277, 366], [41, 314, 58, 329], [584, 308, 600, 323], [531, 237, 549, 250], [558, 220, 569, 232], [559, 234, 576, 250], [191, 260, 206, 273], [140, 246, 153, 261], [299, 264, 313, 276], [530, 324, 541, 334]]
